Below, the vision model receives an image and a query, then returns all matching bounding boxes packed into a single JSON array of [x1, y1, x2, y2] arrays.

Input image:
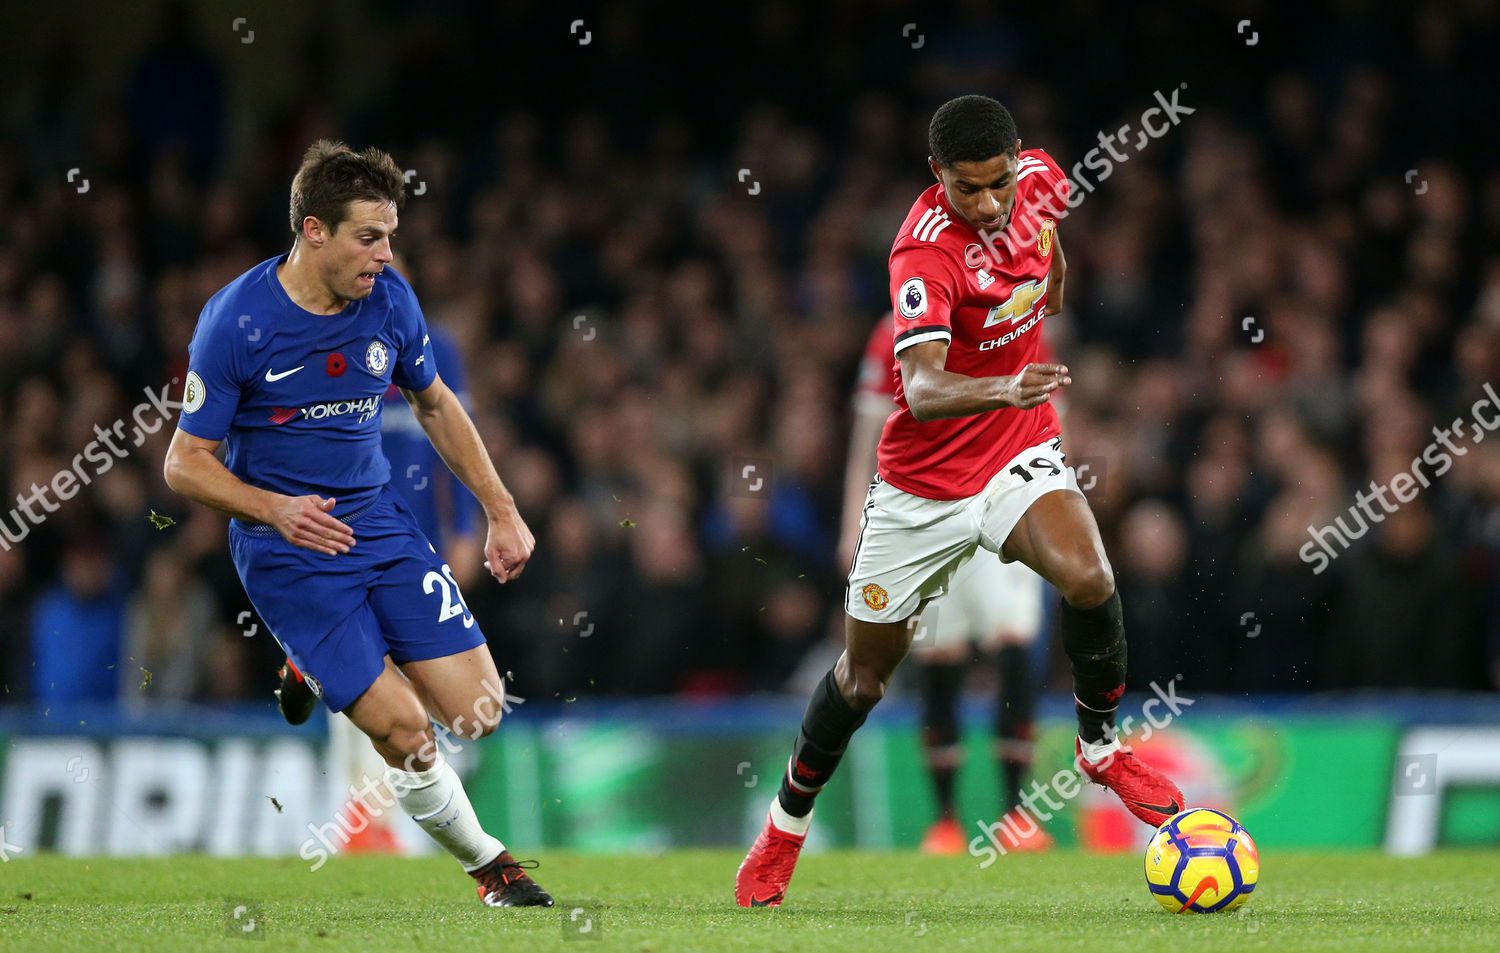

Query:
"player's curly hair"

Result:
[[928, 95, 1018, 167], [288, 139, 406, 239]]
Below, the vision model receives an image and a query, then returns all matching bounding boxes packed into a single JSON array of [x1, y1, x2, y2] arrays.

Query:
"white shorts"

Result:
[[845, 437, 1078, 624], [908, 554, 1045, 657]]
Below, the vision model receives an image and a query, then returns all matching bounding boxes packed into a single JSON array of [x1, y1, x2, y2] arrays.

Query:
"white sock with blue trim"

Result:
[[385, 753, 503, 872]]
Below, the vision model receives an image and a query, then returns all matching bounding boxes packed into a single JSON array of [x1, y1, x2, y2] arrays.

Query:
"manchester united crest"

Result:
[[1037, 219, 1056, 257], [862, 583, 890, 611]]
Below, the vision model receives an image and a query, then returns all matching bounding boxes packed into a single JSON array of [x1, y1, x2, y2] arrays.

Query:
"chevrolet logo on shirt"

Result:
[[982, 277, 1048, 328]]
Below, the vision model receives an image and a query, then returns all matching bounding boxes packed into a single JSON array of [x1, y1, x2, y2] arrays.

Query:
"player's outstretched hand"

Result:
[[1000, 363, 1071, 409], [483, 506, 535, 584], [270, 495, 356, 555]]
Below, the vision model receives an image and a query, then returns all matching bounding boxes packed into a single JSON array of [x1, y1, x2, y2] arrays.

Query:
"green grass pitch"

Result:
[[3, 850, 1497, 952]]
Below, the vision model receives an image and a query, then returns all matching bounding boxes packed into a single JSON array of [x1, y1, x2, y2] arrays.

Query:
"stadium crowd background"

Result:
[[1, 0, 1498, 710]]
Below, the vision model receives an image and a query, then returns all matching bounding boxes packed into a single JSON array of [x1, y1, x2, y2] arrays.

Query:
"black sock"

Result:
[[995, 643, 1034, 812], [999, 746, 1029, 813], [920, 661, 965, 819], [777, 669, 869, 818], [1060, 590, 1126, 745]]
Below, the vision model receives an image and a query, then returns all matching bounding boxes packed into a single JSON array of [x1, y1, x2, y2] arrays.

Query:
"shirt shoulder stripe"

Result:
[[911, 208, 935, 241], [913, 206, 951, 242]]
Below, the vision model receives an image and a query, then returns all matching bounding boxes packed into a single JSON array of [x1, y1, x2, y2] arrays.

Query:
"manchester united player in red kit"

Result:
[[736, 95, 1185, 907]]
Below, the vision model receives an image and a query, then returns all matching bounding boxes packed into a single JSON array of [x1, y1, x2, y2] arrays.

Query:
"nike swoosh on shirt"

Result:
[[265, 366, 305, 382]]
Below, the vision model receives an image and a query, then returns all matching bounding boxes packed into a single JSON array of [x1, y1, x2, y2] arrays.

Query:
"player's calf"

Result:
[[353, 676, 553, 907], [346, 664, 444, 770], [1060, 589, 1126, 745], [425, 701, 501, 742], [401, 648, 510, 742], [384, 749, 552, 906], [739, 616, 910, 906], [995, 642, 1036, 813], [775, 617, 909, 817], [919, 659, 965, 821], [358, 707, 439, 771], [385, 751, 499, 864], [777, 668, 869, 817]]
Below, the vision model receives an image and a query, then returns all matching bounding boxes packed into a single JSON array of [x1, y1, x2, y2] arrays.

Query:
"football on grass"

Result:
[[1144, 808, 1260, 913]]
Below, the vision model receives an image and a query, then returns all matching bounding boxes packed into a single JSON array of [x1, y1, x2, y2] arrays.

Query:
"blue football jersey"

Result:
[[178, 254, 438, 520]]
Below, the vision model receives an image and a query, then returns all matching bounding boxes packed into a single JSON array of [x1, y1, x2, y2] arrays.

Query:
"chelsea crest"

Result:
[[365, 340, 390, 374]]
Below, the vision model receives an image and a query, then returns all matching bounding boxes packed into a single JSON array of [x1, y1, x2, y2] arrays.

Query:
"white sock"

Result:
[[385, 754, 504, 872], [769, 797, 812, 836], [1078, 735, 1122, 764]]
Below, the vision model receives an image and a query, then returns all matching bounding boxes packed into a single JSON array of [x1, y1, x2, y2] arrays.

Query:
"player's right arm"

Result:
[[899, 341, 1070, 422], [163, 306, 355, 555], [163, 430, 355, 555]]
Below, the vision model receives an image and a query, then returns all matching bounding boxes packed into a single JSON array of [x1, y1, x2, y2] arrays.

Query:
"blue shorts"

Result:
[[230, 484, 486, 712]]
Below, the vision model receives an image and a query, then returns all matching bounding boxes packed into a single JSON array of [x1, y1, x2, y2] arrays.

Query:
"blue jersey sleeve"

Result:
[[386, 269, 438, 392], [178, 306, 247, 441]]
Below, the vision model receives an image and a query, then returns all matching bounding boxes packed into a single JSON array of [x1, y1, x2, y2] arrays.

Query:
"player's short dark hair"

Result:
[[928, 95, 1018, 167], [288, 139, 405, 238]]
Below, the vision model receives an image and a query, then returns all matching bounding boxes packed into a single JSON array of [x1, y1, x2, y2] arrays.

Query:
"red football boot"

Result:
[[919, 817, 965, 855], [995, 807, 1056, 852], [471, 851, 554, 907], [1075, 737, 1185, 827], [735, 807, 810, 907]]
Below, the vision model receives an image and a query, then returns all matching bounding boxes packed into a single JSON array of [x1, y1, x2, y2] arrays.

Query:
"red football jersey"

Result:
[[854, 314, 898, 413], [878, 148, 1068, 500]]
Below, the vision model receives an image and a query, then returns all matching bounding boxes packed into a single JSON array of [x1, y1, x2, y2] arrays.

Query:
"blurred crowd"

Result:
[[2, 1, 1499, 710]]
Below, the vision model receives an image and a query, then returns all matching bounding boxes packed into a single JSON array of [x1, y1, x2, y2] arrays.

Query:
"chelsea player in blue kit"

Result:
[[163, 141, 551, 907]]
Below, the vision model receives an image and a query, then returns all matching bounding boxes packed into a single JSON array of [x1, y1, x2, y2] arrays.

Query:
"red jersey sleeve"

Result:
[[889, 244, 962, 356], [854, 314, 897, 412], [1013, 149, 1071, 233]]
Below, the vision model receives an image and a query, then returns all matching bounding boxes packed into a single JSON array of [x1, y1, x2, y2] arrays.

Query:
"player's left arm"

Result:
[[1044, 236, 1065, 315], [401, 374, 533, 583]]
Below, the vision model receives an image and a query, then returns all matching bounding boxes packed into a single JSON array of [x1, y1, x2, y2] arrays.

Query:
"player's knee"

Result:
[[458, 713, 499, 740], [1060, 559, 1115, 609], [844, 666, 889, 713], [378, 720, 437, 764]]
